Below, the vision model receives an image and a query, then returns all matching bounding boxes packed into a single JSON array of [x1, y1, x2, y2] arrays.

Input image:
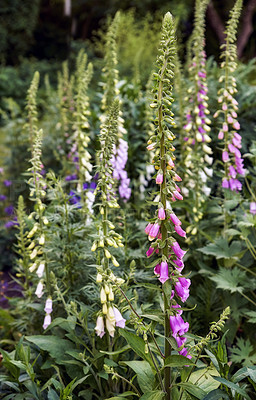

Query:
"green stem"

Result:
[[158, 62, 171, 399]]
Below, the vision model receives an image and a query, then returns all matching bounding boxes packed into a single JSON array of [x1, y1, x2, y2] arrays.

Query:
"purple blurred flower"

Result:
[[4, 205, 14, 216], [4, 180, 12, 187], [0, 194, 7, 201], [250, 202, 256, 215]]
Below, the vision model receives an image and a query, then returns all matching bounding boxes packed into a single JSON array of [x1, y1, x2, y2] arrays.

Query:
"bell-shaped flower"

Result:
[[95, 316, 105, 338], [113, 306, 126, 328], [159, 261, 169, 284], [43, 314, 51, 330]]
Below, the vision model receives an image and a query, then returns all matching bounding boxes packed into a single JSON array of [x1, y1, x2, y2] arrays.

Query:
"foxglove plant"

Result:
[[101, 12, 131, 201], [214, 0, 244, 192], [146, 12, 190, 399], [182, 0, 212, 229], [25, 72, 52, 329], [72, 50, 95, 217], [92, 99, 126, 338]]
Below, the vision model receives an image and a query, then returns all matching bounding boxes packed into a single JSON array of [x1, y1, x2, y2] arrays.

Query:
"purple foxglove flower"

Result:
[[146, 247, 154, 257], [158, 208, 166, 220], [179, 277, 191, 289], [175, 280, 190, 303], [222, 123, 228, 132], [171, 304, 183, 315], [154, 264, 160, 275], [173, 190, 183, 201], [233, 121, 240, 130], [44, 298, 53, 314], [170, 213, 182, 226], [169, 314, 189, 337], [173, 173, 182, 182], [250, 202, 256, 214], [172, 242, 186, 259], [156, 173, 163, 184], [159, 261, 169, 284], [145, 223, 153, 234], [222, 151, 229, 162], [176, 336, 187, 347], [222, 178, 229, 189], [229, 165, 236, 179], [229, 178, 242, 191], [228, 143, 236, 153], [174, 225, 187, 238], [148, 223, 160, 240], [232, 138, 241, 148], [168, 159, 175, 168], [4, 180, 12, 187], [227, 116, 233, 124], [179, 347, 192, 359], [4, 205, 14, 216], [222, 104, 227, 111], [95, 316, 105, 338], [234, 132, 241, 141], [232, 111, 237, 118], [173, 258, 184, 271], [43, 314, 51, 330], [147, 143, 155, 151], [113, 306, 126, 328], [218, 131, 224, 140]]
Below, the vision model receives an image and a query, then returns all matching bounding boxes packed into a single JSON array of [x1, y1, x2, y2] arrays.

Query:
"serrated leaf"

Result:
[[230, 338, 256, 366], [244, 310, 256, 323], [198, 238, 242, 259], [209, 267, 248, 294], [212, 376, 251, 399]]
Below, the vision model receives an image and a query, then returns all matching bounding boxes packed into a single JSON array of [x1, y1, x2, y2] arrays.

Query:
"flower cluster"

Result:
[[92, 100, 126, 338], [145, 12, 190, 358], [100, 12, 130, 201], [214, 0, 244, 191], [181, 0, 213, 227]]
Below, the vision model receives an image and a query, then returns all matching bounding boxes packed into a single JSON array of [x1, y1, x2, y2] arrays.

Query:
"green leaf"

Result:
[[189, 368, 220, 394], [233, 366, 256, 383], [100, 344, 130, 355], [198, 238, 242, 259], [119, 330, 155, 369], [140, 391, 165, 400], [202, 388, 229, 399], [25, 335, 75, 363], [230, 338, 256, 366], [164, 355, 194, 368], [178, 382, 207, 399], [209, 267, 248, 294], [244, 310, 256, 323], [120, 361, 154, 393], [212, 376, 251, 399]]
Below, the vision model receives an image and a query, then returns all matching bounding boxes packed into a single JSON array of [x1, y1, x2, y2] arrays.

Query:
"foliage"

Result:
[[0, 2, 256, 399]]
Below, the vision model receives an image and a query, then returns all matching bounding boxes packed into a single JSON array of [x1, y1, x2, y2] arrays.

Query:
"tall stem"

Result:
[[159, 67, 171, 400]]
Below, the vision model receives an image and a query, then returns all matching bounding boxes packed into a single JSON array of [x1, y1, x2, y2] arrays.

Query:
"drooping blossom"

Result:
[[250, 202, 256, 215], [43, 314, 51, 330], [95, 316, 105, 338], [113, 306, 126, 328]]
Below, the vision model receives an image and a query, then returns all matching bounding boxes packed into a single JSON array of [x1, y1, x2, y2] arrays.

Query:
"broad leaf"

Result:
[[25, 335, 75, 363], [212, 376, 251, 400], [140, 391, 165, 400], [233, 366, 256, 383], [121, 361, 154, 393], [178, 382, 207, 399], [119, 330, 155, 369], [189, 367, 220, 393], [164, 355, 194, 368], [202, 389, 229, 399]]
